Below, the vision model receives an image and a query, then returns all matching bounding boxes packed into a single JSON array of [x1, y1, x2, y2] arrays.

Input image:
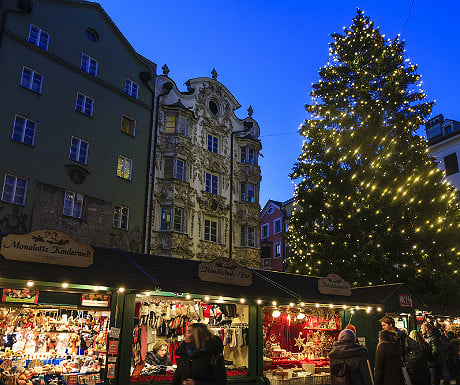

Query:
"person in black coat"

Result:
[[408, 330, 431, 385], [328, 329, 373, 385], [421, 323, 442, 385], [374, 330, 405, 385], [172, 323, 226, 385]]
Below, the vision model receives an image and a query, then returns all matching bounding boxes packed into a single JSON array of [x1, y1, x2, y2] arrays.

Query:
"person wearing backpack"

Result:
[[172, 323, 226, 385], [328, 329, 373, 385], [374, 330, 405, 385]]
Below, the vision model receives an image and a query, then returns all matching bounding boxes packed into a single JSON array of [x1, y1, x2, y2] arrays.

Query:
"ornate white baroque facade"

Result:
[[149, 69, 262, 268]]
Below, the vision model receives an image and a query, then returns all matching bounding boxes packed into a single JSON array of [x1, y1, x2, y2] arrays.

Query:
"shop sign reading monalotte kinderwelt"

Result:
[[0, 230, 94, 267]]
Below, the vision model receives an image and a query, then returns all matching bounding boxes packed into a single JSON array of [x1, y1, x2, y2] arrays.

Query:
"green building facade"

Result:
[[0, 0, 156, 251]]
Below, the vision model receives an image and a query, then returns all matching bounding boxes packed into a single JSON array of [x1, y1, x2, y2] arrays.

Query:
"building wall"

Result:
[[149, 74, 262, 267], [0, 0, 155, 250], [260, 201, 284, 271], [428, 136, 460, 191], [259, 199, 294, 272]]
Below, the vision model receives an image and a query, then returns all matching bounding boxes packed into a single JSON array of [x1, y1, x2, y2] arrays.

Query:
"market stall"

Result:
[[251, 272, 383, 384]]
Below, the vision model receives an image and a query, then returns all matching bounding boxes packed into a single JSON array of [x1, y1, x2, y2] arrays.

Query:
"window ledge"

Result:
[[75, 109, 93, 118], [20, 85, 42, 95], [200, 239, 225, 246]]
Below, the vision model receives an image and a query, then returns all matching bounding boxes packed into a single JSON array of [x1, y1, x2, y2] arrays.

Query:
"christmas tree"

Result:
[[287, 9, 460, 303]]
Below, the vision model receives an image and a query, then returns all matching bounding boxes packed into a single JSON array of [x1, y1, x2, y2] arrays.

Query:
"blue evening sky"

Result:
[[98, 0, 460, 206]]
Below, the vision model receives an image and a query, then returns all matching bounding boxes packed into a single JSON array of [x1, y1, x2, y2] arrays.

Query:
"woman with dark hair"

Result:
[[173, 323, 226, 385], [374, 330, 405, 385], [408, 330, 431, 385]]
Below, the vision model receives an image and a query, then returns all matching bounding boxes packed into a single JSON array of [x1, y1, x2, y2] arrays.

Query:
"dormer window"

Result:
[[444, 125, 453, 135]]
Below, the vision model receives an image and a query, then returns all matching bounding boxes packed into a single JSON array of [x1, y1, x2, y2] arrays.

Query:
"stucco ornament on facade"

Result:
[[150, 73, 261, 267]]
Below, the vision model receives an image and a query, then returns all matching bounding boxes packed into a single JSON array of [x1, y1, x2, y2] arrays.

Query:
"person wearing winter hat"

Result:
[[329, 329, 373, 385]]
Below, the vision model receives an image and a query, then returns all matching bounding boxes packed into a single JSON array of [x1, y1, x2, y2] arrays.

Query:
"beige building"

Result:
[[147, 68, 262, 267]]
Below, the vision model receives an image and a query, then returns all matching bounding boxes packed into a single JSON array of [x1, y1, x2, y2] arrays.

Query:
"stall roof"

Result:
[[252, 269, 382, 306], [429, 303, 460, 318], [0, 238, 381, 306], [0, 245, 156, 290], [352, 283, 428, 312]]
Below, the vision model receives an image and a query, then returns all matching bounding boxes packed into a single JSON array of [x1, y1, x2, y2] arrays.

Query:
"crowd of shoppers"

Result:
[[329, 315, 460, 385]]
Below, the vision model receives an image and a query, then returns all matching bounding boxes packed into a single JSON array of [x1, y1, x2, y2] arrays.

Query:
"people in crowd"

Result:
[[145, 342, 172, 367], [379, 315, 421, 382], [173, 323, 226, 385], [440, 331, 451, 385], [447, 331, 460, 385], [374, 329, 405, 385], [421, 322, 442, 385], [328, 329, 373, 385], [409, 330, 431, 385]]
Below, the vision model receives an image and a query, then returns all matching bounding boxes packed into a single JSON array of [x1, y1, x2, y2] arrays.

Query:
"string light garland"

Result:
[[285, 9, 460, 304]]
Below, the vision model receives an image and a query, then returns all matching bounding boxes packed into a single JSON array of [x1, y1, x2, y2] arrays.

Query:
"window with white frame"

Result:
[[28, 25, 49, 51], [63, 191, 83, 218], [240, 225, 255, 247], [12, 115, 36, 145], [274, 242, 281, 257], [21, 66, 43, 93], [124, 78, 138, 99], [204, 218, 219, 243], [69, 137, 89, 164], [117, 155, 133, 180], [113, 205, 129, 230], [163, 156, 186, 181], [165, 114, 188, 136], [80, 53, 98, 76], [274, 218, 282, 234], [75, 92, 94, 116], [261, 223, 269, 238], [240, 146, 255, 164], [160, 206, 186, 233], [121, 115, 136, 136], [207, 134, 219, 153], [284, 220, 290, 233], [1, 174, 27, 205], [205, 172, 219, 195], [240, 182, 256, 203]]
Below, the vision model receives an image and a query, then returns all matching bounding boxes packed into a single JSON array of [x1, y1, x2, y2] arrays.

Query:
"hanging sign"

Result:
[[0, 230, 94, 267], [2, 289, 39, 303], [318, 274, 352, 296], [108, 340, 119, 355], [399, 294, 413, 308], [198, 257, 252, 286], [81, 293, 111, 307]]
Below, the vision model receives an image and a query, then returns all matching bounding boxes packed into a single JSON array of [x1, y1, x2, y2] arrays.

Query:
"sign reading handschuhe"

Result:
[[198, 257, 252, 286], [0, 230, 94, 267]]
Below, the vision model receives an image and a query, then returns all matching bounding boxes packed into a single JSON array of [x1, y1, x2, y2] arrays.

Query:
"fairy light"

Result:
[[186, 294, 191, 300], [283, 9, 459, 294]]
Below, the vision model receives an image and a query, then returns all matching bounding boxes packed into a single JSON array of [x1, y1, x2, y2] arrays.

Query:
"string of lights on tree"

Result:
[[286, 9, 460, 304]]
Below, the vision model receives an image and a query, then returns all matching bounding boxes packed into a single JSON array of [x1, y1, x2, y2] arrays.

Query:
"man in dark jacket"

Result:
[[421, 322, 442, 385]]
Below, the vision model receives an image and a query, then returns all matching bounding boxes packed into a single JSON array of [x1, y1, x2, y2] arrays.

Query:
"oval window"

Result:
[[208, 100, 219, 116]]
